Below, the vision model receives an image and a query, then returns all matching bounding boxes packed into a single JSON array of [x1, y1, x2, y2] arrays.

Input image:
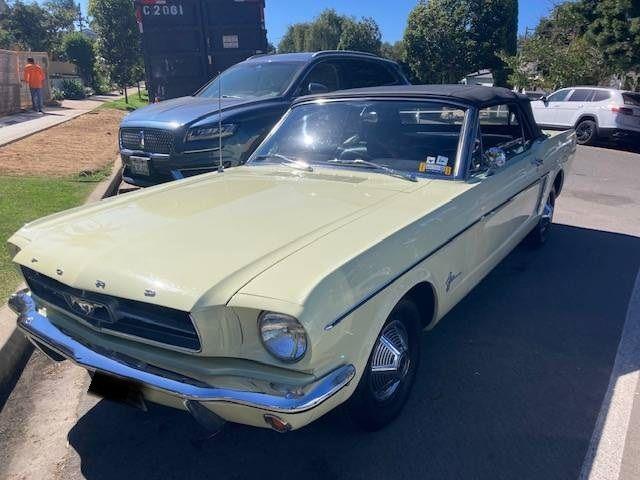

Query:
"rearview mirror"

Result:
[[485, 147, 506, 171], [307, 82, 329, 95]]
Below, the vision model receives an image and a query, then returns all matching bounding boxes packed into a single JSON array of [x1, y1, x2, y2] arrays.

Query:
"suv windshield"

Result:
[[248, 100, 467, 178], [197, 61, 304, 100]]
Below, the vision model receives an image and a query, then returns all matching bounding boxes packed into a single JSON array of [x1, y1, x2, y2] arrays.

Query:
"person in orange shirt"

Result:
[[22, 57, 46, 113]]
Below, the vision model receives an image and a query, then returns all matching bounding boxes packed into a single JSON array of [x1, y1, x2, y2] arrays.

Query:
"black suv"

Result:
[[118, 51, 409, 186]]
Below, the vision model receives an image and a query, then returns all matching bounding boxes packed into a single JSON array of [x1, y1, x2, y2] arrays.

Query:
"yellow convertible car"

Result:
[[8, 85, 575, 432]]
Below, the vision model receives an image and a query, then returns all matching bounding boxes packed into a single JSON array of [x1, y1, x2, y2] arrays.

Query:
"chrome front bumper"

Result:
[[9, 291, 355, 414]]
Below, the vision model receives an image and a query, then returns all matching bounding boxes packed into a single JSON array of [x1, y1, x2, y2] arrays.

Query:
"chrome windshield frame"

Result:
[[246, 96, 473, 181]]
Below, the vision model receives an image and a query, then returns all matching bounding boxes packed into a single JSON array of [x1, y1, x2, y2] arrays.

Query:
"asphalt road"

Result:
[[1, 144, 640, 480]]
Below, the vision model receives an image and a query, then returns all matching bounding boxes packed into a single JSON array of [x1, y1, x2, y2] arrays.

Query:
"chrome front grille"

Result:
[[21, 267, 200, 351], [120, 128, 175, 154]]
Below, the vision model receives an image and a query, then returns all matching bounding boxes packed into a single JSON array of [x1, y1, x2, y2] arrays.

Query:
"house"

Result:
[[460, 69, 494, 87]]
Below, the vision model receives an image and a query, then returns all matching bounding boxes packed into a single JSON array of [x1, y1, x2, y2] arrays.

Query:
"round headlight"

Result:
[[259, 312, 307, 363]]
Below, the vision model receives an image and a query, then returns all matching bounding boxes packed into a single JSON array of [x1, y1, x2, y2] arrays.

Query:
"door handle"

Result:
[[531, 158, 543, 167]]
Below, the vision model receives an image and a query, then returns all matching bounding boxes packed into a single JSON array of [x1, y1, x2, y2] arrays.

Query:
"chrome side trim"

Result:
[[182, 147, 221, 154], [120, 149, 170, 159], [324, 176, 544, 331], [9, 292, 355, 414]]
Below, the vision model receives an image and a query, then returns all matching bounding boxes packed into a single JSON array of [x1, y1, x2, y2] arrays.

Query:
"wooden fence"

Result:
[[0, 50, 50, 115]]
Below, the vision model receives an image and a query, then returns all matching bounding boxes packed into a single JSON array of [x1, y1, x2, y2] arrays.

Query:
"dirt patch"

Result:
[[0, 109, 125, 177]]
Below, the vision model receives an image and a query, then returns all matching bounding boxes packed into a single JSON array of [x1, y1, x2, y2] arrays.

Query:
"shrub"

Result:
[[60, 79, 86, 99], [50, 87, 64, 101]]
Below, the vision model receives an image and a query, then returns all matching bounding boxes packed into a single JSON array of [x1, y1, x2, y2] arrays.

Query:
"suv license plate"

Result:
[[130, 156, 150, 176]]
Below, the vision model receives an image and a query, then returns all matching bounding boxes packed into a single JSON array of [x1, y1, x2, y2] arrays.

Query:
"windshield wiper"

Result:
[[253, 154, 314, 172], [327, 159, 417, 182]]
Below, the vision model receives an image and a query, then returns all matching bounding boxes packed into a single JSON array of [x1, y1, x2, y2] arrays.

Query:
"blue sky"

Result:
[[74, 0, 554, 44]]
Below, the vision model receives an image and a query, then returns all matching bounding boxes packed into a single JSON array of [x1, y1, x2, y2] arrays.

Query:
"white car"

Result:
[[531, 87, 640, 145]]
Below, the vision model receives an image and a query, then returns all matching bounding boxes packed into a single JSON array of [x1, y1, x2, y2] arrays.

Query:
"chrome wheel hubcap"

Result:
[[540, 194, 555, 234], [370, 320, 410, 401]]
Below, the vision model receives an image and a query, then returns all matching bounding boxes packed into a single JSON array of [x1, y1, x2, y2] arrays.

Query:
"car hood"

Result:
[[121, 95, 254, 127], [11, 167, 422, 312]]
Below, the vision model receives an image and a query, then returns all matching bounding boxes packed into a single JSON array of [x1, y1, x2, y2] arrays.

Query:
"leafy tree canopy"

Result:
[[0, 0, 78, 56], [278, 9, 382, 55], [403, 0, 518, 86], [62, 31, 95, 84], [503, 0, 639, 91], [89, 0, 141, 101]]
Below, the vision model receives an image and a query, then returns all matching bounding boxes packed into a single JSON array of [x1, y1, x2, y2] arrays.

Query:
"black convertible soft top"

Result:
[[295, 84, 543, 138]]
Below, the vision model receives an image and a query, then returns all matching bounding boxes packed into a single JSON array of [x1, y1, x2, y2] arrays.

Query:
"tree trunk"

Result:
[[124, 85, 129, 104], [137, 82, 141, 99]]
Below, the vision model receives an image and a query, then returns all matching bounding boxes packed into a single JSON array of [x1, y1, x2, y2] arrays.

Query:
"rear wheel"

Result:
[[347, 299, 421, 431], [528, 187, 556, 246], [575, 119, 597, 145]]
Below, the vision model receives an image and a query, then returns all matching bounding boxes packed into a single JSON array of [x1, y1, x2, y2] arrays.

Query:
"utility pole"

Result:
[[76, 3, 86, 32]]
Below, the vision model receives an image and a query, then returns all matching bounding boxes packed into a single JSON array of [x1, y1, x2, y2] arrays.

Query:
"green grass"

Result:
[[72, 163, 113, 183], [100, 89, 149, 111], [0, 176, 95, 304]]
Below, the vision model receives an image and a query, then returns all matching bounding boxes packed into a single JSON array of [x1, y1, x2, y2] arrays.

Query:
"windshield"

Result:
[[197, 62, 304, 100], [248, 100, 467, 178]]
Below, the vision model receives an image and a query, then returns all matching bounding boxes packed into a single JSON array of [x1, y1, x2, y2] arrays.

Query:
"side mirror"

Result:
[[540, 96, 548, 104], [485, 147, 506, 170], [307, 82, 329, 95]]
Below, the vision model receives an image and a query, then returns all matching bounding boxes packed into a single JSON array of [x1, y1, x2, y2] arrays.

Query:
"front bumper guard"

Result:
[[9, 291, 355, 414]]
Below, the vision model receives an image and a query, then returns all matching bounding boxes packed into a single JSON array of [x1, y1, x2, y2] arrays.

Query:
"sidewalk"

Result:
[[0, 90, 133, 147]]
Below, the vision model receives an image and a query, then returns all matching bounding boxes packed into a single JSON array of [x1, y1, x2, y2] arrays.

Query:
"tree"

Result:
[[337, 17, 382, 54], [3, 1, 52, 51], [0, 0, 77, 56], [468, 0, 518, 86], [277, 9, 382, 55], [587, 0, 640, 75], [380, 41, 405, 63], [500, 0, 627, 91], [278, 23, 310, 53], [89, 0, 141, 102], [62, 32, 95, 85], [306, 9, 345, 51], [0, 27, 16, 49], [404, 0, 473, 83]]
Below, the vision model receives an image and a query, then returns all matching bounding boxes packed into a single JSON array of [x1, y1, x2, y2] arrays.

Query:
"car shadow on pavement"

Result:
[[67, 224, 640, 480]]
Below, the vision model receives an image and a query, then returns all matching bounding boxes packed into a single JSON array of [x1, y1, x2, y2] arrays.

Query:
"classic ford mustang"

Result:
[[8, 85, 575, 432]]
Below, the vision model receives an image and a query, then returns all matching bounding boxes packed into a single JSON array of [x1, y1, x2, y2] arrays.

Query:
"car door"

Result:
[[554, 88, 594, 127], [470, 104, 545, 266], [531, 88, 572, 126]]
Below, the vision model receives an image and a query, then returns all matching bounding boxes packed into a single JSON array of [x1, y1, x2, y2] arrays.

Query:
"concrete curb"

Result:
[[0, 157, 123, 394]]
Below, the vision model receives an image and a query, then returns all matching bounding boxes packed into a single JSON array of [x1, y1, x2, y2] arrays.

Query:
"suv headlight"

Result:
[[186, 124, 237, 142], [259, 312, 307, 363]]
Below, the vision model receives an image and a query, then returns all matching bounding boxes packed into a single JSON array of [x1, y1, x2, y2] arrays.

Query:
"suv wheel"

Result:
[[347, 299, 421, 431], [575, 119, 597, 145]]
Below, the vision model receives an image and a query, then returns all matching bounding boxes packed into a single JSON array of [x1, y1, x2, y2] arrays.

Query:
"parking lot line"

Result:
[[580, 268, 640, 480]]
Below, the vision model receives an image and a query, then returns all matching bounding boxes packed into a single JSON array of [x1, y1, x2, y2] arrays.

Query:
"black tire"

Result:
[[575, 119, 597, 145], [347, 299, 421, 431], [527, 187, 556, 246]]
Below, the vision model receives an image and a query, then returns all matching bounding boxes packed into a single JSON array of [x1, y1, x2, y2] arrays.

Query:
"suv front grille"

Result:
[[22, 267, 200, 351], [120, 128, 175, 154]]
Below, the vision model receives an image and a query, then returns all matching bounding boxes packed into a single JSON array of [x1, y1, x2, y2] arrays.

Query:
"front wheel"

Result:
[[575, 119, 597, 145], [347, 299, 421, 431]]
